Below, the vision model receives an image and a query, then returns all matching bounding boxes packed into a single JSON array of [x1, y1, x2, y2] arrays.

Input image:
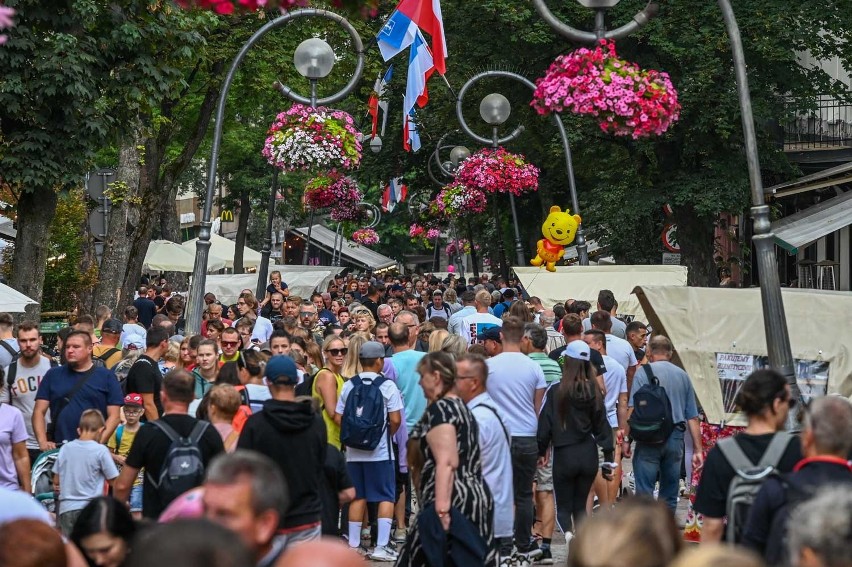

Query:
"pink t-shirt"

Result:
[[0, 404, 28, 489]]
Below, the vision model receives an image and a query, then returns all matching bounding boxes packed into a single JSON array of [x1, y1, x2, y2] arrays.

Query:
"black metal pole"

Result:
[[718, 0, 798, 406], [256, 169, 279, 298], [302, 208, 315, 265], [185, 8, 365, 335]]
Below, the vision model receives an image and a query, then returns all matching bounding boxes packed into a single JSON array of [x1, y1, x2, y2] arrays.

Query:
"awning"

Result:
[[772, 189, 852, 254], [765, 161, 852, 198], [294, 225, 398, 271], [0, 217, 16, 241]]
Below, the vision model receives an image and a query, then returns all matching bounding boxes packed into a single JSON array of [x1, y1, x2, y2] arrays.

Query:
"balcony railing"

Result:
[[783, 94, 852, 150]]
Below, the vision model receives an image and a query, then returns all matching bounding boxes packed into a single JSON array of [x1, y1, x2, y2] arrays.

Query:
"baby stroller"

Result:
[[31, 448, 60, 513]]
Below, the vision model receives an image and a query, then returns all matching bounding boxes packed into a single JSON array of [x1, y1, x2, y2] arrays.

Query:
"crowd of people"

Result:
[[0, 270, 850, 567]]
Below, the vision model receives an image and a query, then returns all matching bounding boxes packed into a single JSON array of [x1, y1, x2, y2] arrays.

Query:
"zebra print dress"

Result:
[[396, 395, 496, 566]]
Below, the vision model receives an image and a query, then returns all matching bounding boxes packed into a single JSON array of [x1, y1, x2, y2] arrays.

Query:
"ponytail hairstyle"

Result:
[[557, 356, 599, 429], [417, 351, 457, 399]]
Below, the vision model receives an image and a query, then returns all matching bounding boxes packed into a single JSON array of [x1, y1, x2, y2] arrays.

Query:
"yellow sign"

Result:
[[220, 210, 234, 222]]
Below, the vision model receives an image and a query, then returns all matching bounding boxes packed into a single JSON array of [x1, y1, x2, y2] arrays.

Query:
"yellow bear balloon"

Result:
[[530, 205, 581, 272]]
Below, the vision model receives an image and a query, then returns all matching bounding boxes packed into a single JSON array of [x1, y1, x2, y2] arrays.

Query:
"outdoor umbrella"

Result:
[[143, 240, 227, 273], [180, 233, 263, 269], [0, 282, 37, 313]]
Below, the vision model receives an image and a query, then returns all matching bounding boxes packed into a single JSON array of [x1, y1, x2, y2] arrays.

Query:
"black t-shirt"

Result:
[[125, 355, 164, 417], [693, 432, 804, 518], [548, 345, 607, 375], [320, 445, 353, 535], [125, 414, 224, 519], [133, 297, 158, 328], [153, 296, 166, 311]]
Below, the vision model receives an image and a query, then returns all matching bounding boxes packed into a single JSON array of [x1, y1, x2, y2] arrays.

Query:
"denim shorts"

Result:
[[130, 485, 143, 513]]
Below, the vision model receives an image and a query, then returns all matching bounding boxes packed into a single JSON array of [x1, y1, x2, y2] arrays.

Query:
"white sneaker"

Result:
[[370, 545, 399, 562]]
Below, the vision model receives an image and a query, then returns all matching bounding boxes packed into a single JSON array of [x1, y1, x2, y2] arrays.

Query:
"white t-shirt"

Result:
[[458, 312, 503, 345], [244, 383, 271, 413], [605, 335, 638, 373], [485, 352, 547, 437], [336, 372, 403, 462], [468, 393, 513, 539], [5, 356, 54, 450], [601, 354, 628, 428]]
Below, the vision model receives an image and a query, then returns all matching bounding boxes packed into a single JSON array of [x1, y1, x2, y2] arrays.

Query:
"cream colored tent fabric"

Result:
[[181, 233, 262, 269], [514, 266, 688, 323], [203, 266, 334, 305], [634, 286, 852, 425], [0, 283, 37, 312], [144, 240, 227, 273]]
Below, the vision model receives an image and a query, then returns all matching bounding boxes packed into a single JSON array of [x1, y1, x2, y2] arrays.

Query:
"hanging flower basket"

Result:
[[303, 172, 364, 221], [454, 148, 539, 196], [532, 40, 681, 139], [174, 0, 379, 18], [351, 228, 379, 246], [435, 182, 488, 216], [409, 224, 425, 239], [263, 104, 362, 172], [426, 228, 441, 240], [446, 239, 480, 256]]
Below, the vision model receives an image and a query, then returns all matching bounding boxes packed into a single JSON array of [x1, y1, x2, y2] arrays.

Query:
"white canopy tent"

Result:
[[144, 240, 227, 273], [181, 233, 263, 269], [0, 282, 37, 312], [514, 265, 688, 323], [202, 266, 335, 305], [634, 286, 852, 425]]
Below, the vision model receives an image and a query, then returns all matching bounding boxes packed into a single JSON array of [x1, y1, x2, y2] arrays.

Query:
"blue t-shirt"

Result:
[[389, 349, 427, 430], [35, 365, 124, 444]]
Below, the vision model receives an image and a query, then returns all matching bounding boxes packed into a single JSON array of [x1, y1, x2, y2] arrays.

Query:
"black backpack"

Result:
[[149, 420, 209, 506], [6, 355, 59, 403], [627, 365, 674, 444]]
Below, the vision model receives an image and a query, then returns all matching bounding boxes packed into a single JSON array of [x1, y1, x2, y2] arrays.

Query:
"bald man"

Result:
[[276, 538, 366, 567]]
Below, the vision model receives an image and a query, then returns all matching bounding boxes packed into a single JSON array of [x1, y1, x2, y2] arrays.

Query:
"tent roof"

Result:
[[144, 240, 227, 273], [181, 233, 262, 269], [634, 285, 852, 424], [293, 225, 397, 271], [0, 282, 37, 312], [203, 266, 334, 305], [514, 265, 688, 324], [772, 189, 852, 254]]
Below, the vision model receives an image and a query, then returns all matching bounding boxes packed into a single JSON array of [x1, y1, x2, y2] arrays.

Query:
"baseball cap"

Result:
[[390, 284, 404, 292], [359, 341, 386, 359], [476, 326, 502, 343], [102, 318, 123, 334], [124, 393, 144, 407], [564, 339, 591, 361], [122, 336, 144, 350], [265, 355, 299, 385]]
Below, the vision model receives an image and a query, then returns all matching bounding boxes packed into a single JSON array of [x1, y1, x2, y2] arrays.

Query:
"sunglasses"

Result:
[[327, 348, 348, 356], [221, 340, 240, 347]]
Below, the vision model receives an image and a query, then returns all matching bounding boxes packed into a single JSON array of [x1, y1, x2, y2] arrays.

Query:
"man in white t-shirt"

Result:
[[485, 316, 547, 559], [457, 353, 514, 561], [335, 341, 402, 561], [590, 310, 638, 393], [4, 321, 55, 466], [581, 290, 627, 339], [458, 290, 502, 345], [584, 329, 628, 506]]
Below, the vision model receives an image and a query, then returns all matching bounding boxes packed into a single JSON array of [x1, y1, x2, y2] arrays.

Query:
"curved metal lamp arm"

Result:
[[272, 10, 365, 105], [455, 69, 589, 265], [531, 0, 659, 43], [185, 8, 365, 336], [433, 130, 462, 178], [456, 75, 527, 145]]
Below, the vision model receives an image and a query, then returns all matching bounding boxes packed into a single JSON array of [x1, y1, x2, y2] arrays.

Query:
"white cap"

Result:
[[564, 339, 591, 361]]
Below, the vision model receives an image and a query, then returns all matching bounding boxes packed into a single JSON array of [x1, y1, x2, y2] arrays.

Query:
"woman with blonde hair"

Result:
[[440, 334, 468, 359], [162, 341, 180, 372], [427, 329, 449, 353], [400, 352, 495, 566], [313, 335, 348, 449], [351, 309, 376, 338]]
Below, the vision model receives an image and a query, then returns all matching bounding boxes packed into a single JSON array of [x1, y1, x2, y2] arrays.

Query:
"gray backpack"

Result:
[[717, 431, 793, 543]]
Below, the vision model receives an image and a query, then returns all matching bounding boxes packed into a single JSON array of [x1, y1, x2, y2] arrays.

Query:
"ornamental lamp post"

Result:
[[369, 135, 383, 154], [294, 37, 335, 267], [481, 93, 525, 267], [185, 9, 364, 336]]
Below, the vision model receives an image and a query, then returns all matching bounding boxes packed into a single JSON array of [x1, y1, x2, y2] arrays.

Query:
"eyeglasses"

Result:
[[221, 340, 240, 347], [327, 348, 348, 356], [300, 311, 316, 316]]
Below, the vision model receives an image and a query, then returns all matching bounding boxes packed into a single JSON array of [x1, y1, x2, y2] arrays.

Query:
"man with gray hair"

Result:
[[539, 309, 565, 354], [788, 485, 852, 567], [203, 450, 290, 566], [376, 304, 394, 326], [744, 396, 852, 565]]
